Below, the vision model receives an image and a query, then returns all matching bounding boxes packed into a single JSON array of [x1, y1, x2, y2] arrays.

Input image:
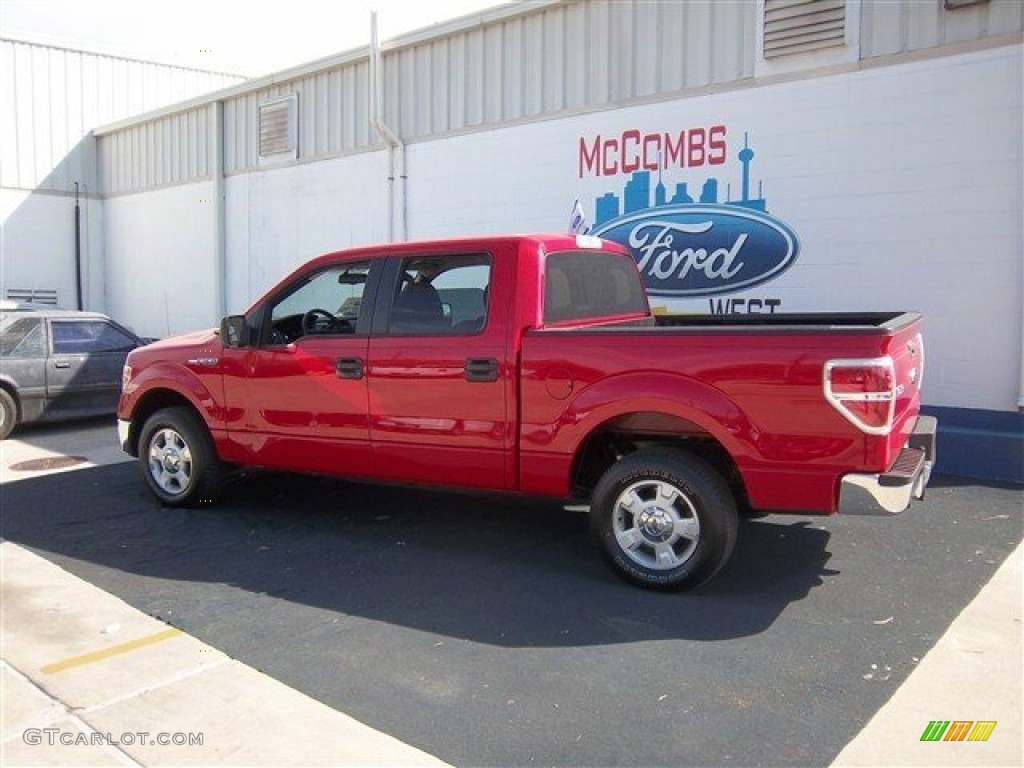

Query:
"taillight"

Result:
[[121, 364, 133, 391], [823, 357, 895, 435]]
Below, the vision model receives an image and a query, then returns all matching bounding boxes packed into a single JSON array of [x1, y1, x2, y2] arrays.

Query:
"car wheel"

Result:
[[591, 448, 738, 591], [0, 388, 17, 440], [138, 406, 225, 506]]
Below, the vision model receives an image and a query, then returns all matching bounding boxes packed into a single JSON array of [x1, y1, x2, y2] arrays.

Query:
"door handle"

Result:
[[53, 361, 71, 369], [336, 357, 364, 380], [465, 358, 499, 383]]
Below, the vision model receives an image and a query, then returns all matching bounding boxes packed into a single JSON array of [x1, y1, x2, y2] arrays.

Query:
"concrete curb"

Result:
[[1, 541, 450, 767], [832, 541, 1022, 767]]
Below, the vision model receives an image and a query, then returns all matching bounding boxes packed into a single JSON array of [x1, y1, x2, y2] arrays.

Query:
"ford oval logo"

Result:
[[592, 204, 799, 297]]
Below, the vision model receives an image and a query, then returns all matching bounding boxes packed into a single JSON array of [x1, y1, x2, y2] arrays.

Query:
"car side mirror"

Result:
[[220, 315, 249, 348]]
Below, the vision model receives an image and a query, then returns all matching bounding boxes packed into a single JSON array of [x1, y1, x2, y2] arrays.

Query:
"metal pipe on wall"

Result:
[[73, 181, 83, 309], [369, 11, 406, 242], [212, 100, 227, 319]]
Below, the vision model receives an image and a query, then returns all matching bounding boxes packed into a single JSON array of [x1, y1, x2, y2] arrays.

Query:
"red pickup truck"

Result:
[[117, 234, 935, 590]]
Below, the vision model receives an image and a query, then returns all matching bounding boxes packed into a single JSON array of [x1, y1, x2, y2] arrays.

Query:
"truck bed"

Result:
[[539, 312, 922, 334], [521, 309, 925, 511], [652, 311, 920, 332]]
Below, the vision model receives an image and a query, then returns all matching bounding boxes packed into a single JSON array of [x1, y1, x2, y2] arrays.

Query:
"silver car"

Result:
[[0, 306, 149, 439]]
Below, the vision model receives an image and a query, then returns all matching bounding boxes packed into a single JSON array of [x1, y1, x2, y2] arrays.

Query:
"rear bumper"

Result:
[[839, 415, 937, 516]]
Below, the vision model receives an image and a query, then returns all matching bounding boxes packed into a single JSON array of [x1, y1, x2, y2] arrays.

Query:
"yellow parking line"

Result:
[[41, 627, 184, 675]]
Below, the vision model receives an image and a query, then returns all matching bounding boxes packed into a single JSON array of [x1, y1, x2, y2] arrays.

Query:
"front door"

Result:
[[222, 259, 378, 477]]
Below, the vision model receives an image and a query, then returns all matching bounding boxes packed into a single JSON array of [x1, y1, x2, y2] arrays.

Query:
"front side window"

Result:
[[267, 262, 371, 345], [544, 251, 649, 324], [387, 254, 491, 335], [51, 321, 136, 355]]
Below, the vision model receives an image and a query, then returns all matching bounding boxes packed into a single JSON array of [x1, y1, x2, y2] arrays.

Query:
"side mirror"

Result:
[[220, 315, 249, 348]]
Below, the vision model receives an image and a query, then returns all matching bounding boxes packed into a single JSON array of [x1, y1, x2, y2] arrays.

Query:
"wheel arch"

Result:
[[124, 388, 204, 456], [548, 371, 753, 496], [569, 410, 751, 510], [123, 359, 222, 457]]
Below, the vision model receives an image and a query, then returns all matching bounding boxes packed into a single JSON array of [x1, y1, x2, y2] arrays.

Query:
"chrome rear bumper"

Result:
[[839, 415, 937, 516]]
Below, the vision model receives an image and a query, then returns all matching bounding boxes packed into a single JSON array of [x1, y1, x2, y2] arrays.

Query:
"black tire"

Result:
[[591, 448, 738, 591], [0, 388, 17, 440], [137, 406, 225, 507]]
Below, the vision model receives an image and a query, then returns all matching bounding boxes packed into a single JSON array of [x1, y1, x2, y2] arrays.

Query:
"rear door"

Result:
[[365, 247, 514, 490]]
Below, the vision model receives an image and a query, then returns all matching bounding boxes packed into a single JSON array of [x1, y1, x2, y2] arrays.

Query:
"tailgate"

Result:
[[886, 316, 925, 461]]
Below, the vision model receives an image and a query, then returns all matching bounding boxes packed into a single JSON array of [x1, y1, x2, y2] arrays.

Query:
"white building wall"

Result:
[[0, 187, 104, 309], [0, 37, 243, 310], [104, 182, 218, 339], [223, 151, 389, 313]]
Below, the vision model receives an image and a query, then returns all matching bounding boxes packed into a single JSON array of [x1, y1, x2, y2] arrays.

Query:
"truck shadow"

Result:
[[2, 463, 835, 646]]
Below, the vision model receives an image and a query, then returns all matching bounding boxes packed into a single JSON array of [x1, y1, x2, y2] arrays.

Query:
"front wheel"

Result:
[[138, 407, 225, 506], [591, 449, 738, 591]]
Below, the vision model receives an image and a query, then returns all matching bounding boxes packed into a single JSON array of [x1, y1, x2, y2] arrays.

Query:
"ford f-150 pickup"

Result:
[[117, 234, 936, 590]]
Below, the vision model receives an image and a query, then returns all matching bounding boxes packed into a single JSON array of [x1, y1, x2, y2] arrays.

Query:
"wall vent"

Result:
[[763, 0, 846, 59], [258, 95, 298, 161], [6, 288, 59, 306]]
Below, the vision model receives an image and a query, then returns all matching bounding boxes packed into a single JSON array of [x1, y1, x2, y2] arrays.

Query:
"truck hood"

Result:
[[129, 328, 220, 360]]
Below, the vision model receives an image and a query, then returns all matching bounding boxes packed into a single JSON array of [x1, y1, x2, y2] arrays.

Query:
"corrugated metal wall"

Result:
[[102, 105, 212, 194], [215, 0, 755, 175], [221, 60, 372, 174], [1, 38, 242, 193], [383, 0, 755, 140], [95, 0, 1023, 195], [860, 0, 1023, 59]]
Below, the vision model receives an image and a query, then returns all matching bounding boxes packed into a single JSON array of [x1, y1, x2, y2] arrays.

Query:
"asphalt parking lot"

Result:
[[2, 419, 1022, 767]]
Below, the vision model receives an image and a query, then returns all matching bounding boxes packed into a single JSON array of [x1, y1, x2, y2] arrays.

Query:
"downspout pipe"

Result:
[[212, 99, 227, 319], [369, 12, 406, 242], [73, 181, 83, 309]]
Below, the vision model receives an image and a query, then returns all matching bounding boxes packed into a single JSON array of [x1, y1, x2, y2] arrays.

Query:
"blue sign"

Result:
[[593, 204, 799, 297], [583, 132, 800, 298]]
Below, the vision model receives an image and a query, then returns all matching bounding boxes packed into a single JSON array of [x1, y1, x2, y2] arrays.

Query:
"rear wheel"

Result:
[[0, 388, 17, 440], [591, 449, 738, 591], [138, 407, 225, 506]]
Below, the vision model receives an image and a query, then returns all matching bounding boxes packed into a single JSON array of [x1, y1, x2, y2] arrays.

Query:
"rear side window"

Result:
[[0, 316, 45, 358], [544, 251, 649, 323], [388, 253, 491, 335]]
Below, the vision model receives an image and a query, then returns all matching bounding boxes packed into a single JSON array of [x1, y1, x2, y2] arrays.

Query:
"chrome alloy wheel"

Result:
[[612, 479, 701, 570], [147, 427, 193, 496]]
